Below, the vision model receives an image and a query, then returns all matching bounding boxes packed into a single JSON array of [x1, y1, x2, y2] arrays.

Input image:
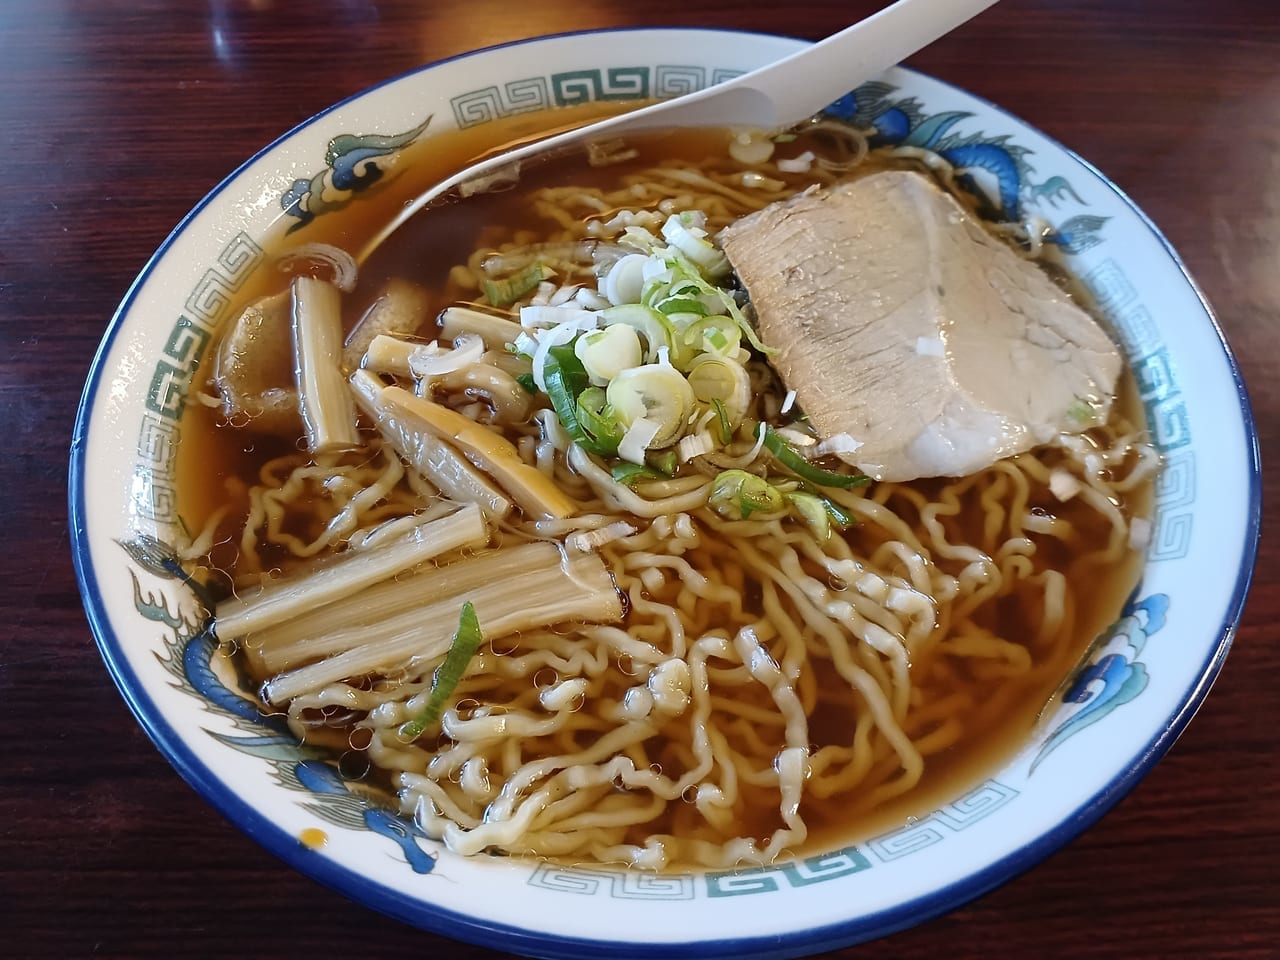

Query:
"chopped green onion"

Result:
[[661, 213, 730, 278], [656, 297, 708, 317], [398, 601, 484, 741], [574, 323, 643, 385], [611, 462, 667, 487], [598, 304, 674, 363], [543, 347, 626, 457], [687, 355, 751, 427], [482, 262, 548, 307], [785, 491, 832, 540], [1066, 397, 1100, 427], [547, 374, 608, 456], [820, 494, 856, 528], [576, 387, 624, 456], [515, 372, 537, 394], [695, 320, 737, 356], [755, 423, 871, 490], [646, 449, 678, 476], [544, 347, 597, 452], [547, 344, 589, 393], [544, 361, 587, 438], [709, 469, 785, 520], [633, 245, 772, 358], [782, 477, 858, 528], [710, 398, 733, 444], [606, 363, 695, 449]]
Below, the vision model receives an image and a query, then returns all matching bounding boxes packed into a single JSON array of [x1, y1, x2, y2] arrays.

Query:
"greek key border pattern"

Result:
[[705, 846, 873, 897], [1084, 257, 1194, 561], [866, 779, 1019, 863], [525, 845, 873, 900], [451, 64, 743, 128], [133, 231, 264, 524], [527, 864, 696, 900], [521, 780, 1022, 899]]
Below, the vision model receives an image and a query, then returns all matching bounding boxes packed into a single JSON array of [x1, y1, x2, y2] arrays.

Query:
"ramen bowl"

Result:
[[70, 27, 1259, 959]]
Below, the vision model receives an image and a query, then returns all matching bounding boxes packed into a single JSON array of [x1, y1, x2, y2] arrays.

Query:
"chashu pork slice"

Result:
[[718, 170, 1122, 482]]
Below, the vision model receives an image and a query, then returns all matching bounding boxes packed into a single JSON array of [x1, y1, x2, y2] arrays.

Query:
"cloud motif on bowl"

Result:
[[1031, 589, 1171, 773], [280, 117, 433, 231]]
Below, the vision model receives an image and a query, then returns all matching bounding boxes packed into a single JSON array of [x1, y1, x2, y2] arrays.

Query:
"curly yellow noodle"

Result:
[[196, 127, 1160, 871]]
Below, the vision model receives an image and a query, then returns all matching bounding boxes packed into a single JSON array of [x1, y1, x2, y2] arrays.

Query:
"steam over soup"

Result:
[[179, 112, 1157, 870]]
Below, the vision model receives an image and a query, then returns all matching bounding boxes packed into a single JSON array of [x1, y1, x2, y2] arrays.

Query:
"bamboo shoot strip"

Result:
[[261, 547, 623, 705], [350, 369, 512, 520], [343, 278, 430, 373], [215, 503, 487, 643], [248, 540, 564, 673], [292, 276, 360, 452], [362, 334, 419, 379], [438, 306, 523, 352], [362, 335, 484, 381], [380, 385, 577, 520]]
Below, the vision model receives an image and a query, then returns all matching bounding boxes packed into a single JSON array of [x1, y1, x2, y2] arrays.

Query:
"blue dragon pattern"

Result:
[[826, 81, 1107, 248], [121, 537, 438, 874]]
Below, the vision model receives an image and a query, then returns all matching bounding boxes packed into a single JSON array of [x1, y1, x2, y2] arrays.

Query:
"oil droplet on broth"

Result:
[[299, 827, 328, 849]]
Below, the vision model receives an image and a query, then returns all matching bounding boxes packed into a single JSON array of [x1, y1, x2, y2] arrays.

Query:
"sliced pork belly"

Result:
[[718, 170, 1122, 482]]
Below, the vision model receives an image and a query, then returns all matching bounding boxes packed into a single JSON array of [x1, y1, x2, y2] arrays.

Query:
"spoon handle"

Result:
[[358, 0, 1000, 262], [690, 0, 1004, 130]]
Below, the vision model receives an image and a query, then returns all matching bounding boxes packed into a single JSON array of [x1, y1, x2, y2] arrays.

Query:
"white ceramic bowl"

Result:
[[70, 27, 1260, 959]]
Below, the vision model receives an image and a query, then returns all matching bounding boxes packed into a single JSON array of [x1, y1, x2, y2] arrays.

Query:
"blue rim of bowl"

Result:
[[68, 26, 1262, 960]]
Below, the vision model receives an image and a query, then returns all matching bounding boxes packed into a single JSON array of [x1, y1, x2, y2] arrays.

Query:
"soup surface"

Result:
[[179, 106, 1155, 869]]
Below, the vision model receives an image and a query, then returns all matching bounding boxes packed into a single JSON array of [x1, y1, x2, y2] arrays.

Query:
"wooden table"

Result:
[[4, 1, 1276, 956]]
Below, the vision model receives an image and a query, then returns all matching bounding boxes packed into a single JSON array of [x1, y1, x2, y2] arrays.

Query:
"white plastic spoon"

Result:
[[359, 0, 1001, 262]]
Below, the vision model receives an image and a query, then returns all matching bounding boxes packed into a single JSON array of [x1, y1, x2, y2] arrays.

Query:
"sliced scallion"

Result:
[[656, 297, 708, 317], [780, 477, 858, 528], [544, 345, 623, 457], [482, 262, 548, 307], [821, 495, 856, 528], [574, 323, 642, 386], [785, 491, 832, 540], [756, 423, 871, 490], [611, 462, 666, 487], [646, 448, 678, 476], [605, 362, 695, 449], [397, 601, 484, 741], [576, 387, 624, 456], [709, 469, 785, 520], [598, 303, 674, 363], [686, 355, 751, 429], [710, 398, 733, 444], [545, 359, 593, 452]]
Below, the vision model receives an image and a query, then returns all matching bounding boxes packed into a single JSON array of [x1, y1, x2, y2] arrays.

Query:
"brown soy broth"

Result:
[[177, 105, 1154, 866], [798, 375, 1152, 852], [178, 116, 760, 540], [351, 127, 737, 324], [177, 102, 655, 536]]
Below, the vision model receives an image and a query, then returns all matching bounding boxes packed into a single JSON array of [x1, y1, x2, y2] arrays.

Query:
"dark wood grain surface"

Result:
[[3, 0, 1276, 956]]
